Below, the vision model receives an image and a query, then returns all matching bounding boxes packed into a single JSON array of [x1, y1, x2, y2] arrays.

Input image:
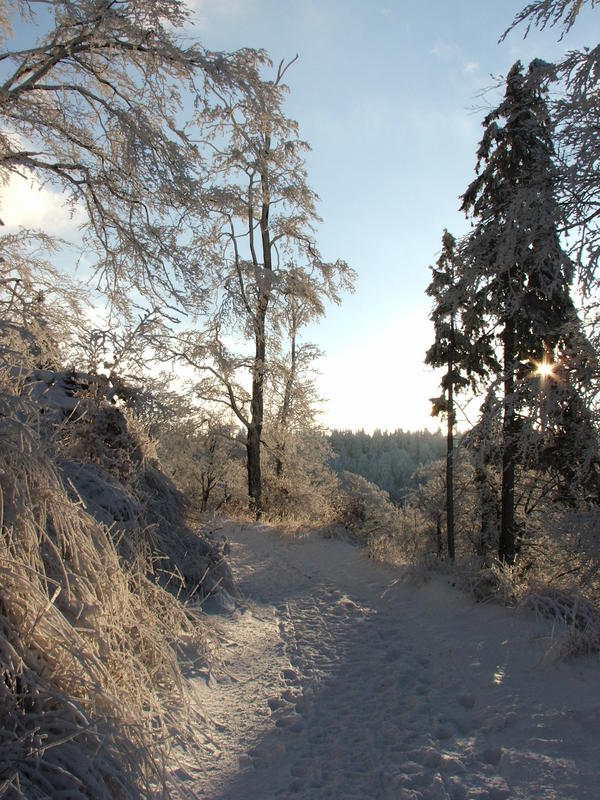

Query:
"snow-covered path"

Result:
[[188, 524, 600, 800]]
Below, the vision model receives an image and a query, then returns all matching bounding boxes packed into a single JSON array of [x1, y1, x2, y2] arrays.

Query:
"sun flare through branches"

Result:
[[531, 357, 557, 381]]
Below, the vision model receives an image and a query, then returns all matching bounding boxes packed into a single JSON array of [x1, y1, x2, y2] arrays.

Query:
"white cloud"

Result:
[[430, 40, 460, 60], [463, 61, 480, 75], [1, 171, 84, 233]]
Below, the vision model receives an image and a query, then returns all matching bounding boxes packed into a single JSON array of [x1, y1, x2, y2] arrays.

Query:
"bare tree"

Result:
[[0, 0, 266, 310], [167, 57, 354, 514]]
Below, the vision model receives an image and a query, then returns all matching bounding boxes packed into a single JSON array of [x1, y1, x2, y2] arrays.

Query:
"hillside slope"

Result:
[[0, 366, 228, 797]]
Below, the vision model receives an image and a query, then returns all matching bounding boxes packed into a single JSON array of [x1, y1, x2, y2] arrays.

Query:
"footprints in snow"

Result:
[[240, 579, 515, 800]]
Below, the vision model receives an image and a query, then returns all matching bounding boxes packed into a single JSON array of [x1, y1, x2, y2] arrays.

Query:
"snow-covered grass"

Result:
[[334, 468, 600, 656], [0, 366, 222, 797], [458, 557, 600, 660]]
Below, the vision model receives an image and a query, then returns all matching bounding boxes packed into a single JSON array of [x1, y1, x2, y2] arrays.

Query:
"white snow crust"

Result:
[[187, 524, 600, 799]]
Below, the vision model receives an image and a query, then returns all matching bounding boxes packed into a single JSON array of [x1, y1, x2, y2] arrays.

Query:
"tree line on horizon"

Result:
[[329, 428, 446, 504]]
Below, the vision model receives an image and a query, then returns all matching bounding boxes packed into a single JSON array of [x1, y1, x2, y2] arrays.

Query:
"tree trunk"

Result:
[[500, 320, 517, 564], [200, 476, 210, 512], [246, 422, 262, 515], [246, 141, 272, 516], [480, 476, 497, 564], [446, 355, 455, 561], [275, 316, 297, 478], [247, 301, 267, 515]]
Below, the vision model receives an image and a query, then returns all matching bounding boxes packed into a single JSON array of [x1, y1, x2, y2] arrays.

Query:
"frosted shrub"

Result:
[[260, 433, 341, 526], [0, 367, 217, 796], [334, 472, 411, 562], [31, 371, 234, 598], [157, 422, 247, 518]]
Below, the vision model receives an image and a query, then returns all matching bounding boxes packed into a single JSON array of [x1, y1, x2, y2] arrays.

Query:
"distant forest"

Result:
[[329, 429, 446, 503]]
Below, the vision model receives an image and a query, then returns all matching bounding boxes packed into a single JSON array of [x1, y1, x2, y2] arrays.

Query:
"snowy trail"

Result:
[[187, 524, 600, 800]]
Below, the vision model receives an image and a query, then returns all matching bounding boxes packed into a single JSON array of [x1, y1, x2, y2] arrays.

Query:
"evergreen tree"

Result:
[[465, 387, 503, 562], [425, 230, 496, 560], [461, 59, 580, 563], [329, 428, 446, 503]]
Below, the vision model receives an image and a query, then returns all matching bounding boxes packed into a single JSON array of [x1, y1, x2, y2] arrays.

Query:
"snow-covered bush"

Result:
[[157, 418, 248, 517], [328, 470, 439, 564], [24, 368, 234, 597], [512, 507, 600, 650], [0, 366, 214, 797], [0, 255, 234, 793], [261, 431, 340, 526], [333, 472, 402, 559]]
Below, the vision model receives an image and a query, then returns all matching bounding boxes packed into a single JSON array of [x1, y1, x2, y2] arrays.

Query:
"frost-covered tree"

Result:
[[464, 387, 503, 561], [503, 2, 600, 294], [329, 429, 446, 503], [168, 58, 354, 514], [528, 331, 600, 504], [504, 0, 597, 34], [461, 59, 579, 563], [267, 272, 326, 479], [0, 230, 85, 370], [425, 229, 496, 559], [0, 0, 265, 309]]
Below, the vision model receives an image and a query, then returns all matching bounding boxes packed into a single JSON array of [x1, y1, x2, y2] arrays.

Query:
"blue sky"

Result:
[[184, 0, 597, 432], [6, 1, 597, 432]]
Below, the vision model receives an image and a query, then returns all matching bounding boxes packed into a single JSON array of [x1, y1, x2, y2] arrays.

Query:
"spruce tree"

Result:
[[426, 230, 496, 560], [461, 60, 579, 563]]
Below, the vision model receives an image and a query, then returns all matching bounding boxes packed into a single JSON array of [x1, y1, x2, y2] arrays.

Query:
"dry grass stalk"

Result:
[[0, 369, 215, 797]]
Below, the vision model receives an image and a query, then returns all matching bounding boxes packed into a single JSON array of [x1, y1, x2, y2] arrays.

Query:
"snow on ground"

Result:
[[185, 524, 600, 800]]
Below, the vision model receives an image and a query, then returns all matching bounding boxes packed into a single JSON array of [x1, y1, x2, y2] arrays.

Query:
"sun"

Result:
[[532, 358, 556, 380]]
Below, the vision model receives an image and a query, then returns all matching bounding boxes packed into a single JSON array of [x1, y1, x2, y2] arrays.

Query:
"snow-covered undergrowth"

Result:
[[461, 556, 600, 659], [0, 366, 226, 798], [336, 470, 600, 656]]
